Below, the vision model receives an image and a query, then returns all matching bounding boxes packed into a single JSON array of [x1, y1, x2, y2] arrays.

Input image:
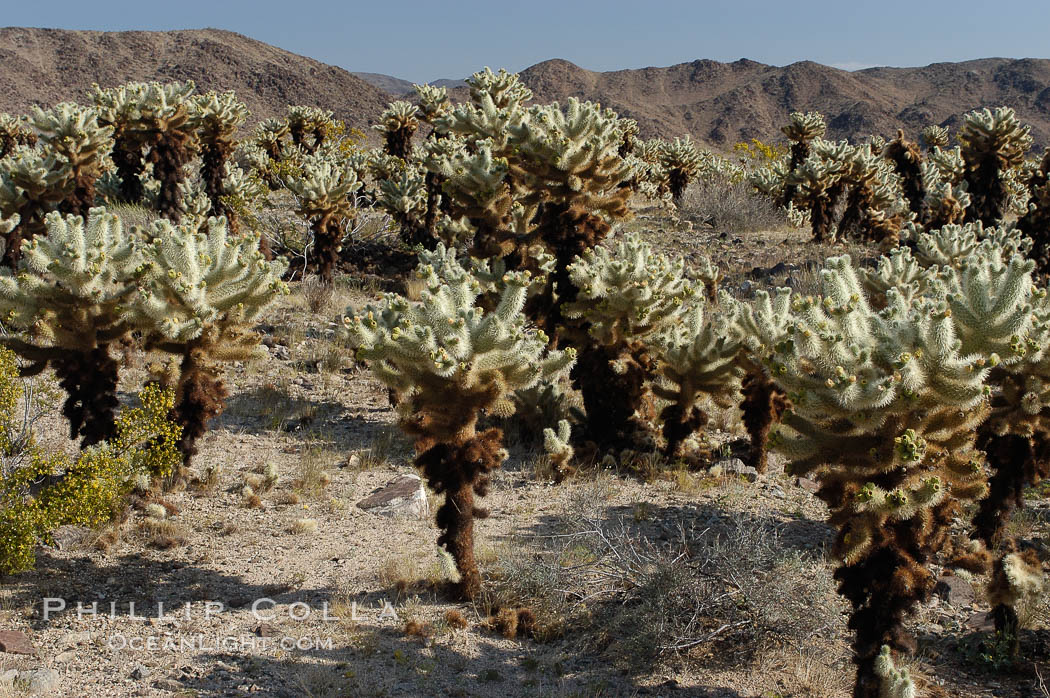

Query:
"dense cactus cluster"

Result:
[[0, 209, 141, 445], [0, 205, 285, 478], [3, 74, 1050, 698]]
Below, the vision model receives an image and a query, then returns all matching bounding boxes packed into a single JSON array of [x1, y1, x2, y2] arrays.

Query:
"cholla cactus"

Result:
[[617, 118, 639, 157], [375, 101, 419, 160], [191, 91, 249, 224], [749, 160, 788, 202], [653, 300, 745, 459], [134, 216, 288, 470], [377, 165, 429, 246], [286, 105, 334, 154], [428, 82, 632, 335], [967, 273, 1050, 647], [0, 148, 71, 266], [542, 419, 574, 480], [94, 81, 200, 220], [0, 114, 36, 158], [837, 145, 905, 248], [785, 144, 845, 242], [750, 251, 1036, 697], [872, 646, 915, 698], [920, 125, 949, 150], [1019, 148, 1050, 277], [464, 67, 533, 112], [884, 130, 926, 221], [30, 103, 114, 216], [957, 107, 1033, 225], [342, 246, 574, 598], [732, 287, 794, 472], [414, 84, 451, 125], [92, 82, 149, 204], [284, 152, 362, 282], [0, 208, 143, 445], [255, 118, 289, 157], [985, 548, 1045, 657], [920, 146, 970, 228], [562, 233, 695, 445], [658, 136, 705, 205], [781, 111, 826, 206]]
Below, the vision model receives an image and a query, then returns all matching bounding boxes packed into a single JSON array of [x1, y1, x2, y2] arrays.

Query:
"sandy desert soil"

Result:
[[0, 217, 1048, 698]]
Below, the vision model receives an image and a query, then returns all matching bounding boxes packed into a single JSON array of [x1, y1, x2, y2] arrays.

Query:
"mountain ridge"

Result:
[[2, 28, 1049, 149]]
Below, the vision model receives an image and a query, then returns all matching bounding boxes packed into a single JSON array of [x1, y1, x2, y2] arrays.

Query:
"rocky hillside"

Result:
[[3, 27, 1049, 149], [0, 27, 390, 130], [512, 57, 1050, 149]]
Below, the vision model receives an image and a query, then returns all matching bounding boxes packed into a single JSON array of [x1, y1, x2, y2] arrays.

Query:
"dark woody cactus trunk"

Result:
[[170, 344, 228, 479], [410, 421, 505, 600]]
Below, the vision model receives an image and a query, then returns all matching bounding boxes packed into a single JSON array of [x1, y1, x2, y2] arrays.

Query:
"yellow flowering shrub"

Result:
[[734, 138, 788, 166], [0, 348, 181, 573]]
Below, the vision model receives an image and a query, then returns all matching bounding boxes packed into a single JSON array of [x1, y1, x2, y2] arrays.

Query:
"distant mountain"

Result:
[[511, 57, 1050, 149], [0, 27, 390, 130], [2, 28, 1049, 150], [353, 72, 467, 95], [352, 72, 416, 95]]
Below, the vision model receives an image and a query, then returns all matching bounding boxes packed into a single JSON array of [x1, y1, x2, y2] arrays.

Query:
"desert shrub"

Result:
[[482, 509, 843, 670], [591, 517, 842, 671], [678, 176, 788, 233], [0, 345, 180, 574]]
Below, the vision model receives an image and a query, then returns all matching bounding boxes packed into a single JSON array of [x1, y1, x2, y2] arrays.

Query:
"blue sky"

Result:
[[5, 1, 1050, 83]]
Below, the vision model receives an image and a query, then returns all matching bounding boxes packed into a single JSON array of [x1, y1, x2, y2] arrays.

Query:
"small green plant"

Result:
[[0, 348, 180, 574]]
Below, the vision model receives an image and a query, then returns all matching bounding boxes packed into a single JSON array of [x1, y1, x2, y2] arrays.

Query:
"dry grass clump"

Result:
[[298, 274, 335, 314], [294, 447, 333, 498], [678, 177, 788, 234], [288, 518, 318, 535], [137, 517, 190, 549], [480, 504, 844, 673], [444, 609, 469, 630]]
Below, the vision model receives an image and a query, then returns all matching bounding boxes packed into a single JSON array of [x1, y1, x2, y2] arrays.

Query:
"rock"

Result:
[[49, 525, 91, 550], [25, 668, 60, 694], [356, 475, 429, 520], [59, 631, 91, 647], [131, 664, 152, 680], [255, 623, 277, 638], [934, 575, 975, 607], [767, 261, 789, 276], [269, 344, 290, 360], [153, 679, 184, 691], [738, 280, 753, 295], [712, 458, 758, 483], [796, 477, 820, 493], [54, 651, 75, 663], [0, 669, 18, 686], [0, 629, 37, 656], [966, 611, 995, 632]]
